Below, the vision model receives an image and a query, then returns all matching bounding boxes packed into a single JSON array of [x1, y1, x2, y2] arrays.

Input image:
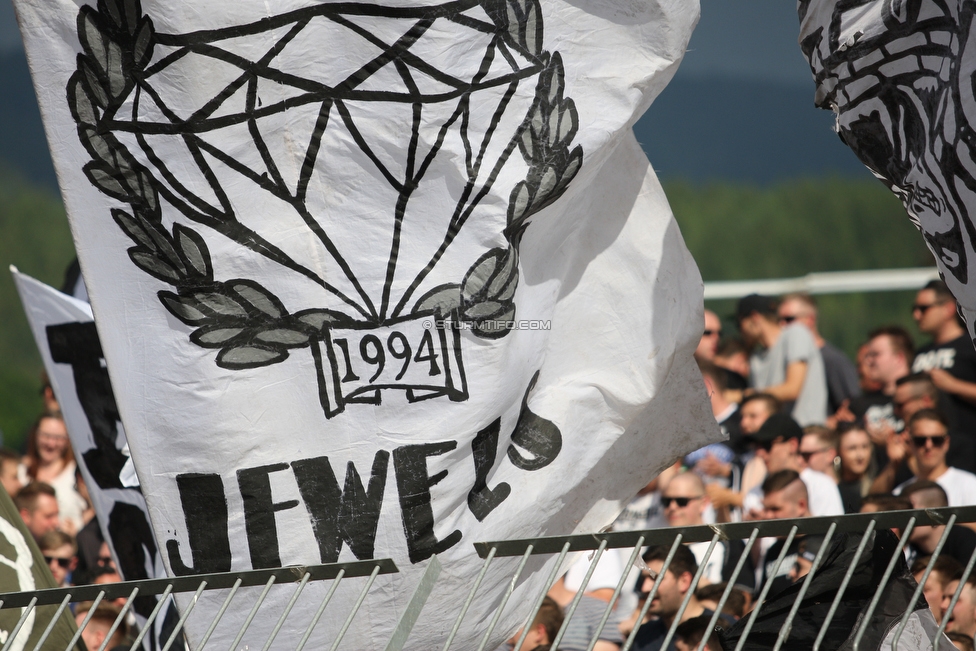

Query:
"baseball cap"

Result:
[[735, 294, 778, 322], [752, 413, 803, 445]]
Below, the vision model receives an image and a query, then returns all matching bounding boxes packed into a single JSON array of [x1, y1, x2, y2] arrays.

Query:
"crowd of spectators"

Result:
[[5, 404, 135, 649], [507, 281, 976, 651], [13, 279, 976, 650]]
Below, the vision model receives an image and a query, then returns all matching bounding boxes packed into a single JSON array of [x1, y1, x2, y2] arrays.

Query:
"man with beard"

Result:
[[704, 394, 780, 521], [632, 545, 709, 651], [912, 280, 976, 468]]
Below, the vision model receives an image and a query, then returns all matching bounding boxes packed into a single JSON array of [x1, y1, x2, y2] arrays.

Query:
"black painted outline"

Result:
[[69, 0, 582, 418], [799, 0, 976, 289]]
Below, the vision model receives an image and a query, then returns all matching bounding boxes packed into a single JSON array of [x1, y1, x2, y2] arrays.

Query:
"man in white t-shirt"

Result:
[[742, 414, 844, 518], [894, 410, 976, 506]]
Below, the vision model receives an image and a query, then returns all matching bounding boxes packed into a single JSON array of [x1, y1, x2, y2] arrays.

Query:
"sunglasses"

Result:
[[912, 435, 947, 448], [97, 555, 114, 566], [912, 303, 943, 315], [799, 448, 830, 461], [44, 556, 72, 569], [661, 496, 702, 508], [778, 315, 797, 324]]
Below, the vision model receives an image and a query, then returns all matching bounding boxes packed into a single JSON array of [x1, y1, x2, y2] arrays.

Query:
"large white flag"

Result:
[[12, 269, 185, 651], [13, 0, 716, 647]]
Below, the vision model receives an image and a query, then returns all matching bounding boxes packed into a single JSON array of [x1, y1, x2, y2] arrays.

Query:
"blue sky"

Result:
[[681, 1, 811, 85]]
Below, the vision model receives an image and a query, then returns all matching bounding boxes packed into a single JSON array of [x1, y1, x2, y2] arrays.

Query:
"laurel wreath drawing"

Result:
[[69, 0, 583, 373]]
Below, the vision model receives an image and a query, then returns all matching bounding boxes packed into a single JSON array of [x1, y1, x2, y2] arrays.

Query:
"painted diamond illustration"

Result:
[[70, 0, 582, 417], [105, 3, 544, 323]]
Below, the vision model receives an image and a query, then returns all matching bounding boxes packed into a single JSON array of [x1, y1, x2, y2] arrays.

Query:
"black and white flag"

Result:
[[12, 0, 717, 647], [800, 0, 976, 332], [12, 269, 185, 651]]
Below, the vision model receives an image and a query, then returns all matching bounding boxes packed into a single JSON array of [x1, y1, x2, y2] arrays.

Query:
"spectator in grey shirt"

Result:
[[736, 294, 828, 426], [778, 293, 861, 415]]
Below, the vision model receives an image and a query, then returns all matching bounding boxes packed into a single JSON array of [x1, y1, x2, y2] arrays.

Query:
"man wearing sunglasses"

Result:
[[38, 530, 77, 588], [661, 473, 755, 594], [735, 294, 827, 427], [695, 310, 722, 362], [777, 293, 860, 417], [911, 280, 976, 467], [894, 410, 976, 507]]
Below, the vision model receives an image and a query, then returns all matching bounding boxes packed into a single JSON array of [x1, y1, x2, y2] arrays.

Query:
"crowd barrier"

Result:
[[4, 506, 976, 651]]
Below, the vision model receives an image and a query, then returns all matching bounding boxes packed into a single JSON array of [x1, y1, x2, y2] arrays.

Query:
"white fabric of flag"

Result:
[[799, 0, 976, 333], [13, 0, 717, 648], [12, 269, 185, 651]]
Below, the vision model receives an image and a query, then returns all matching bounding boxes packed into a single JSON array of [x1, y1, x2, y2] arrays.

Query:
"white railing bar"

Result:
[[99, 587, 139, 651], [129, 585, 174, 651], [385, 556, 442, 651], [197, 577, 242, 650], [702, 267, 940, 300], [699, 528, 760, 651], [0, 596, 36, 651], [163, 581, 206, 651], [227, 576, 276, 651], [442, 547, 496, 651], [774, 522, 838, 651], [851, 518, 917, 651], [30, 593, 72, 651], [935, 541, 976, 650], [63, 591, 105, 651], [327, 564, 381, 651], [295, 568, 345, 651], [586, 535, 647, 651], [813, 520, 877, 651], [551, 540, 609, 651], [893, 515, 957, 651], [510, 542, 573, 651], [476, 545, 536, 651], [621, 535, 684, 651], [733, 525, 799, 651], [261, 572, 311, 651], [662, 534, 720, 651]]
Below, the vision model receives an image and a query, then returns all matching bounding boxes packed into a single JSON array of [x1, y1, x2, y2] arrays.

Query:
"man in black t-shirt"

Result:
[[912, 281, 976, 440], [850, 327, 914, 430], [847, 327, 914, 475], [755, 470, 811, 598]]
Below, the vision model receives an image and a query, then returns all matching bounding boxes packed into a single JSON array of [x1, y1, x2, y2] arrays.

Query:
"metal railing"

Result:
[[461, 506, 976, 651], [0, 559, 397, 651], [702, 266, 941, 300], [2, 507, 973, 650]]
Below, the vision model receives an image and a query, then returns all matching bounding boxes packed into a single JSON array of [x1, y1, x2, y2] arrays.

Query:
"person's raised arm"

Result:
[[761, 360, 807, 402]]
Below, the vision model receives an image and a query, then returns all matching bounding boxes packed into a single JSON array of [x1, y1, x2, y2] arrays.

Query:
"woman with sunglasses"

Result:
[[834, 424, 876, 513]]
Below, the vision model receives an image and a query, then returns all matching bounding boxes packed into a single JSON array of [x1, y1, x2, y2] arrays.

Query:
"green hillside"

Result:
[[0, 172, 936, 448], [667, 178, 934, 357], [0, 167, 75, 449]]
